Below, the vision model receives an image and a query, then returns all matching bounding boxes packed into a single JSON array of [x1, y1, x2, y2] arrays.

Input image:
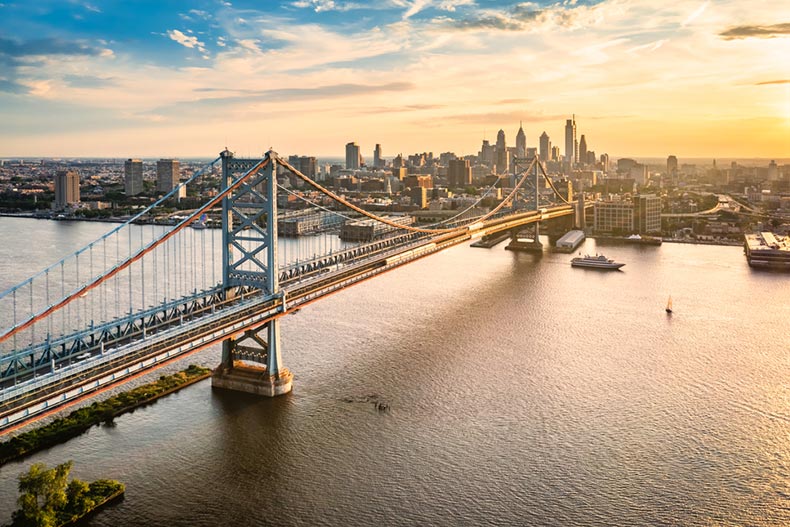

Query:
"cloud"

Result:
[[290, 0, 367, 12], [151, 82, 415, 114], [63, 74, 115, 88], [0, 37, 107, 58], [442, 112, 566, 124], [446, 2, 604, 32], [681, 1, 708, 27], [755, 79, 790, 85], [438, 0, 474, 12], [719, 22, 790, 40], [166, 29, 208, 54], [0, 37, 110, 95]]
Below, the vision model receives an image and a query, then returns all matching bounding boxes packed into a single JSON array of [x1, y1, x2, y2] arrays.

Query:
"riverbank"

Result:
[[0, 365, 211, 466]]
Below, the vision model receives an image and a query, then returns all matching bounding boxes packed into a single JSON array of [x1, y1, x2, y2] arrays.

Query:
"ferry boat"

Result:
[[570, 254, 625, 270]]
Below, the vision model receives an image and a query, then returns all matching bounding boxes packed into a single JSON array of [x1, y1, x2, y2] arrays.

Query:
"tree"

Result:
[[12, 461, 73, 527]]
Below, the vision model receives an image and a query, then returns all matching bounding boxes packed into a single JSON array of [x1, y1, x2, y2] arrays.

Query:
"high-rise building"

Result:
[[124, 159, 144, 196], [496, 129, 508, 174], [480, 140, 496, 167], [288, 155, 317, 178], [667, 155, 678, 174], [564, 116, 576, 164], [516, 122, 526, 158], [54, 170, 80, 210], [374, 144, 382, 168], [768, 160, 779, 181], [448, 158, 472, 188], [156, 159, 180, 193], [345, 142, 361, 170], [551, 146, 561, 162], [539, 132, 551, 162], [578, 135, 588, 166]]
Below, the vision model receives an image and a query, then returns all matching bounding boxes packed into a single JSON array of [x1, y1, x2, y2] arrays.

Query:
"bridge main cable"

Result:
[[275, 154, 539, 234]]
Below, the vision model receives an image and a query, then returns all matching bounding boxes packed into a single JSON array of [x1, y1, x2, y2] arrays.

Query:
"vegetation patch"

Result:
[[6, 461, 124, 527], [0, 365, 211, 466]]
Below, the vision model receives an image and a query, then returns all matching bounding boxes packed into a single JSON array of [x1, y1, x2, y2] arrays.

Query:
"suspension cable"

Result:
[[276, 154, 538, 234]]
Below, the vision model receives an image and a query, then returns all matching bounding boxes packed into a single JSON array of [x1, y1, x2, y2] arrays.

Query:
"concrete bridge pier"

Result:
[[212, 320, 293, 396], [505, 223, 543, 252]]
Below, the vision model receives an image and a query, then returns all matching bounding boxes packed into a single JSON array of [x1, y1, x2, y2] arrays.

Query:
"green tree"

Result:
[[12, 461, 72, 527]]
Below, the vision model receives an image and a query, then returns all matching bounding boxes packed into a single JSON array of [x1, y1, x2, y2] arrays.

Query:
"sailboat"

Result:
[[665, 295, 673, 314]]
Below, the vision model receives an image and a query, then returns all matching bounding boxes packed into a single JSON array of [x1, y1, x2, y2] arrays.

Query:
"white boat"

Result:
[[570, 254, 625, 270]]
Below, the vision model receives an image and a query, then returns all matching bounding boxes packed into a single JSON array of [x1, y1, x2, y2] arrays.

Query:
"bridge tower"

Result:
[[211, 149, 293, 396], [506, 157, 544, 252]]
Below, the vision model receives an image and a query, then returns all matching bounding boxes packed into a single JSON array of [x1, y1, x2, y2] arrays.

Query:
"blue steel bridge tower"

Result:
[[211, 149, 293, 396]]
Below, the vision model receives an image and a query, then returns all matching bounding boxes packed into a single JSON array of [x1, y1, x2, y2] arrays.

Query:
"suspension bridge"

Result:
[[0, 150, 583, 432]]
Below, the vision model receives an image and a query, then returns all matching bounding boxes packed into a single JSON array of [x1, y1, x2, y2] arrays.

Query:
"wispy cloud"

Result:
[[719, 22, 790, 40], [755, 79, 790, 85], [681, 1, 708, 27]]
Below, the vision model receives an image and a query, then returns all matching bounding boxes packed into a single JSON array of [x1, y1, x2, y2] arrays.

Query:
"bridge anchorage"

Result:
[[211, 150, 292, 396]]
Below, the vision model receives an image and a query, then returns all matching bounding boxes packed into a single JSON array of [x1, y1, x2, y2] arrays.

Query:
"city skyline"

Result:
[[1, 0, 789, 158]]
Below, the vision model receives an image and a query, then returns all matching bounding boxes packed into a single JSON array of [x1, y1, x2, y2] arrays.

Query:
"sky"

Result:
[[0, 0, 789, 159]]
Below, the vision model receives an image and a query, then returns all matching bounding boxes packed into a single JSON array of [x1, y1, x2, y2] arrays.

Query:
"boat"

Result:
[[624, 234, 663, 246], [570, 253, 625, 270], [665, 295, 673, 314]]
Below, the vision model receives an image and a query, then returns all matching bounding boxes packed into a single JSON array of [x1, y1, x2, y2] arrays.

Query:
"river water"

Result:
[[1, 217, 789, 526]]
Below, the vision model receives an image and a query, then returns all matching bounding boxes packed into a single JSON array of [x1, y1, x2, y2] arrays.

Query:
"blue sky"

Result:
[[1, 0, 789, 157]]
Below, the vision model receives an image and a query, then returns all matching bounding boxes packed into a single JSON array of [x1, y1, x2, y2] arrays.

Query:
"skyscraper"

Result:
[[515, 122, 526, 158], [54, 170, 80, 210], [578, 135, 588, 166], [448, 158, 472, 188], [345, 142, 361, 170], [124, 159, 143, 196], [373, 144, 382, 168], [667, 155, 678, 174], [539, 132, 550, 162], [564, 116, 576, 164], [156, 159, 180, 193], [496, 129, 508, 174]]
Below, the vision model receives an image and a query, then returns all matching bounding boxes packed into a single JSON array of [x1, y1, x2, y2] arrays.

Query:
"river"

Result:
[[1, 217, 789, 526]]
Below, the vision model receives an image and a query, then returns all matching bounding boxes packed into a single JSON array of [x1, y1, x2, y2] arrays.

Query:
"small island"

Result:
[[7, 461, 124, 527], [0, 364, 211, 466]]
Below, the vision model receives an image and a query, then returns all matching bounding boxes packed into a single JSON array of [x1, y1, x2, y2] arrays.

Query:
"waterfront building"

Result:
[[564, 116, 576, 164], [539, 132, 551, 162], [594, 199, 633, 233], [594, 194, 661, 234], [448, 159, 472, 188], [124, 159, 143, 196], [516, 122, 526, 158], [54, 170, 80, 210], [345, 142, 361, 170], [744, 232, 790, 269], [156, 159, 180, 193], [634, 194, 661, 233]]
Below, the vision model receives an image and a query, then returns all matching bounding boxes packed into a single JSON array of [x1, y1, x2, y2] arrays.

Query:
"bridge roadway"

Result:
[[0, 204, 573, 431]]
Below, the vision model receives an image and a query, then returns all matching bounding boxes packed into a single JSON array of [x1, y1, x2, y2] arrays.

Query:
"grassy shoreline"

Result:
[[0, 365, 211, 466]]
